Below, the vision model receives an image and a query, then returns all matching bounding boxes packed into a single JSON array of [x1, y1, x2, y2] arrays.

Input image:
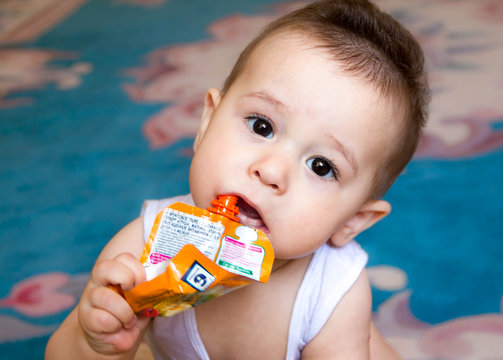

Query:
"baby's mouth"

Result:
[[236, 197, 268, 233]]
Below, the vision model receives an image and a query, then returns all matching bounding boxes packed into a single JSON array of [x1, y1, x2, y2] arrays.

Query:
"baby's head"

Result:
[[189, 0, 429, 257], [222, 0, 429, 199]]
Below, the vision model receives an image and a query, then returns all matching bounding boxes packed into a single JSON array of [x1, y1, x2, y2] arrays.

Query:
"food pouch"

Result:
[[118, 195, 274, 317]]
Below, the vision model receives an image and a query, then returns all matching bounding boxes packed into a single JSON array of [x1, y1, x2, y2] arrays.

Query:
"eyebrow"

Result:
[[243, 91, 289, 112], [243, 91, 359, 174]]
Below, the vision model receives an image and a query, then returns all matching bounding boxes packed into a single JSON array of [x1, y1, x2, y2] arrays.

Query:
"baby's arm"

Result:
[[369, 322, 402, 360], [45, 218, 150, 360], [301, 269, 372, 359]]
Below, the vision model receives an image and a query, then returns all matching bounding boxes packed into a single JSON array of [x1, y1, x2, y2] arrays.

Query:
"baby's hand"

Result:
[[78, 253, 150, 356]]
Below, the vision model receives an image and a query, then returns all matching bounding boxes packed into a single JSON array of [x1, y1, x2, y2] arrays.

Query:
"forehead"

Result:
[[231, 31, 401, 169]]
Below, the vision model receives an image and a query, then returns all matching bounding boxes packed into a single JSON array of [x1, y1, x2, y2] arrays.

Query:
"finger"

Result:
[[87, 286, 136, 330], [91, 259, 136, 290], [113, 253, 146, 289], [83, 306, 124, 334]]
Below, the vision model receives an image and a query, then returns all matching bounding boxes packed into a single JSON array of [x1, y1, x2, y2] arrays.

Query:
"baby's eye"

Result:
[[246, 114, 274, 139], [306, 157, 339, 180]]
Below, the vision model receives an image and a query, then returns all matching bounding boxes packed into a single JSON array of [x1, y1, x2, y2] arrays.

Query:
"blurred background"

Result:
[[1, 0, 502, 359]]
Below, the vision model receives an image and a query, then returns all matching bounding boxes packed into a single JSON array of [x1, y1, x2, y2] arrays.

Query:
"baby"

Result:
[[46, 0, 429, 359]]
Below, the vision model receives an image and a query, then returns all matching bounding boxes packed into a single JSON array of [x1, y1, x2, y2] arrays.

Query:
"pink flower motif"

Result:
[[140, 94, 204, 149], [0, 273, 76, 317], [0, 314, 56, 341], [123, 2, 308, 150], [373, 291, 503, 359], [124, 0, 503, 158], [376, 0, 503, 159], [420, 314, 503, 358], [416, 110, 503, 158], [476, 0, 503, 22], [0, 48, 91, 108], [0, 0, 86, 44]]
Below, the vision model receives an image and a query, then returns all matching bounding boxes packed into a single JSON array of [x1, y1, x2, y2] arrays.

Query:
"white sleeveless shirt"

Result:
[[141, 195, 368, 360]]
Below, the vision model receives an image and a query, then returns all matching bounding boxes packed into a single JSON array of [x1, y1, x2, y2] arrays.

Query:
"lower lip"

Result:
[[237, 214, 269, 234], [255, 225, 270, 234]]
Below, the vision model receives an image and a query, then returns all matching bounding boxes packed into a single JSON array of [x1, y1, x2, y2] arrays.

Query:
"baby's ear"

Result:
[[193, 88, 221, 152], [329, 200, 391, 247]]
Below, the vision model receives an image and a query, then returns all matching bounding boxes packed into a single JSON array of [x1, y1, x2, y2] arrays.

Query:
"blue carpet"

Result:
[[1, 0, 502, 359]]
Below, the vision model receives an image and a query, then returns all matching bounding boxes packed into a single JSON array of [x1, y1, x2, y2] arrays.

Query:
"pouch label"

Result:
[[149, 208, 224, 264]]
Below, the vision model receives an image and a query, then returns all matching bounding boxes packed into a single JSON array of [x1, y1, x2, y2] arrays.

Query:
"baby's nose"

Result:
[[249, 153, 289, 193]]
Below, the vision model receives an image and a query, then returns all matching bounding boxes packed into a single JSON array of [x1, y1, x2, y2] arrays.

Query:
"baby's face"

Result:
[[190, 32, 398, 259]]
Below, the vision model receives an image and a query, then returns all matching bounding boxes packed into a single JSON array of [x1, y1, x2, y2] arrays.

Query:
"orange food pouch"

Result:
[[119, 196, 274, 317]]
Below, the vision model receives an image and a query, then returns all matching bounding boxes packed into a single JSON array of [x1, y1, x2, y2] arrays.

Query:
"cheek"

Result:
[[189, 151, 215, 206], [272, 230, 328, 259], [189, 137, 241, 205], [271, 207, 338, 256]]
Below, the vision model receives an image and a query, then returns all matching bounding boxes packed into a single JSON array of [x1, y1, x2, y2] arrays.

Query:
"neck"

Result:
[[272, 259, 291, 273]]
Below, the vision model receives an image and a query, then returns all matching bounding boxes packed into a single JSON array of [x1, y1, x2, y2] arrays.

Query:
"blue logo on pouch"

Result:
[[182, 261, 216, 291]]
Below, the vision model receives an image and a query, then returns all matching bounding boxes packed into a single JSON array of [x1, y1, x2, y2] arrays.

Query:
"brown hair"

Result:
[[222, 0, 430, 199]]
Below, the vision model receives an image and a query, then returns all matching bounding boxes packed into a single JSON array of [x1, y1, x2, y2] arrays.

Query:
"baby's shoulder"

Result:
[[301, 269, 372, 358]]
